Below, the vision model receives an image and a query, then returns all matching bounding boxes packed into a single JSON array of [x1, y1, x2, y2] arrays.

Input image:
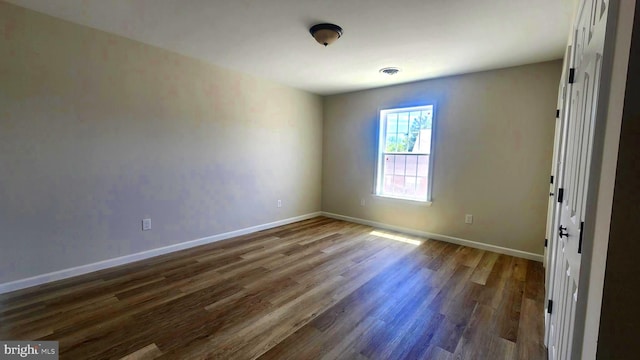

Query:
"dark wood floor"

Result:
[[0, 217, 546, 359]]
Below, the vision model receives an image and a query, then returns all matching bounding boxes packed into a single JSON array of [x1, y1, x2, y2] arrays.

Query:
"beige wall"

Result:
[[322, 61, 561, 255], [0, 2, 322, 284]]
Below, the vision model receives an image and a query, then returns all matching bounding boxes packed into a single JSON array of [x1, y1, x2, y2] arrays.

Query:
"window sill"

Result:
[[371, 194, 433, 207]]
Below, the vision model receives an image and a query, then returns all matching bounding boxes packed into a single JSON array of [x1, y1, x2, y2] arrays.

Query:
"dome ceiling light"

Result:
[[309, 23, 343, 46]]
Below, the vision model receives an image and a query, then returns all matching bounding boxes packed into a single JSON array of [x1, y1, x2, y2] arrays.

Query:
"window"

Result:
[[376, 105, 435, 202]]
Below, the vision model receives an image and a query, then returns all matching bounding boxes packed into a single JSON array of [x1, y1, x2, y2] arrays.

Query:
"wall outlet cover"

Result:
[[142, 218, 152, 231]]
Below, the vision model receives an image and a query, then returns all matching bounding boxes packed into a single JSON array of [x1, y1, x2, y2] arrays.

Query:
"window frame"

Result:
[[375, 104, 436, 203]]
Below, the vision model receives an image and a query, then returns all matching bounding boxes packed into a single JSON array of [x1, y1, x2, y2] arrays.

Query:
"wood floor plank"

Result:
[[525, 259, 545, 302], [0, 216, 547, 359], [495, 257, 527, 343], [453, 303, 494, 360], [517, 287, 547, 359], [470, 251, 500, 285], [119, 343, 163, 360]]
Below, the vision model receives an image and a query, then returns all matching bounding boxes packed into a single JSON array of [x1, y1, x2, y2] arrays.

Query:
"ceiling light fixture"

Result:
[[309, 23, 343, 46], [379, 67, 401, 75]]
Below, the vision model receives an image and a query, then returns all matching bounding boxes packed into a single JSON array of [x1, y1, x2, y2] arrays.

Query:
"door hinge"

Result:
[[545, 238, 548, 247], [547, 300, 553, 314], [578, 221, 584, 254], [568, 68, 576, 83], [550, 175, 554, 184], [556, 109, 560, 118], [557, 188, 564, 203]]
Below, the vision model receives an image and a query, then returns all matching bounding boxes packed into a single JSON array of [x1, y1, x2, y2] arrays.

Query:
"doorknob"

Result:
[[559, 225, 569, 238]]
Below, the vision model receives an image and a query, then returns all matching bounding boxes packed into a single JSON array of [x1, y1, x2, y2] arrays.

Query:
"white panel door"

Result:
[[547, 0, 608, 359], [544, 45, 572, 347]]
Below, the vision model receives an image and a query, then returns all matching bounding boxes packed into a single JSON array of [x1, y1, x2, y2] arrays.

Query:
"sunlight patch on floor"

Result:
[[369, 230, 423, 246]]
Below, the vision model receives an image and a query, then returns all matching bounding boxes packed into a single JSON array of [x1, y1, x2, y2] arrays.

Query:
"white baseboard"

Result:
[[321, 212, 544, 262], [0, 212, 322, 294]]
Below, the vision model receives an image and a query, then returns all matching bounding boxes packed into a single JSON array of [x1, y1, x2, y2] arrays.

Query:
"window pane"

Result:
[[416, 176, 427, 199], [406, 155, 418, 176], [384, 175, 394, 193], [409, 111, 422, 126], [405, 176, 417, 196], [385, 135, 396, 151], [396, 133, 407, 152], [386, 114, 398, 134], [417, 154, 429, 176], [421, 109, 433, 129], [393, 175, 405, 194], [394, 154, 406, 175], [383, 155, 395, 175], [412, 129, 431, 154], [417, 154, 429, 198], [398, 113, 409, 134]]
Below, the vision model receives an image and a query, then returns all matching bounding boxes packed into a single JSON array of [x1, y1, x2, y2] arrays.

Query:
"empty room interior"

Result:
[[1, 0, 639, 359]]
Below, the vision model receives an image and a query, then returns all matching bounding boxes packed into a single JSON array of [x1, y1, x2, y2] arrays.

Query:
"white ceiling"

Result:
[[7, 0, 576, 95]]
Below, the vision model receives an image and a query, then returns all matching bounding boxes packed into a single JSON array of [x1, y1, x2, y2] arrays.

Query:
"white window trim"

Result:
[[370, 193, 433, 206], [375, 104, 437, 203]]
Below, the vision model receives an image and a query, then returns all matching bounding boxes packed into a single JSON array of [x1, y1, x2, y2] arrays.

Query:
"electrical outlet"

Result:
[[465, 214, 473, 224], [360, 198, 366, 206], [142, 218, 151, 231], [277, 200, 282, 208]]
